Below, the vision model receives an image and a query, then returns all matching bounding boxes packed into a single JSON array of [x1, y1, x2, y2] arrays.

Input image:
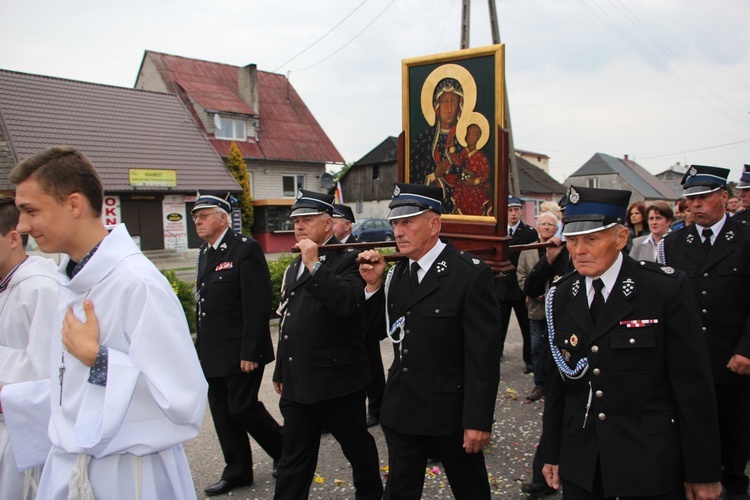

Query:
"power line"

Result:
[[272, 0, 370, 73], [289, 0, 395, 73], [577, 0, 750, 129], [636, 138, 750, 160], [609, 0, 748, 124]]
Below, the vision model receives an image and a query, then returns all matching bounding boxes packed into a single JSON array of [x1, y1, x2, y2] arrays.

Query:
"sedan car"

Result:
[[351, 218, 394, 242]]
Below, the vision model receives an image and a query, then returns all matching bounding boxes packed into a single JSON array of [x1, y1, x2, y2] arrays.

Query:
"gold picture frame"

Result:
[[402, 45, 505, 223]]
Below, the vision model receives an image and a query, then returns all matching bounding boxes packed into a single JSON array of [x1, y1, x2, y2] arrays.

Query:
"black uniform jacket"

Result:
[[273, 238, 370, 404], [496, 221, 538, 301], [540, 256, 721, 497], [196, 228, 274, 378], [662, 217, 750, 385], [365, 241, 501, 436], [733, 208, 750, 223], [524, 246, 573, 298]]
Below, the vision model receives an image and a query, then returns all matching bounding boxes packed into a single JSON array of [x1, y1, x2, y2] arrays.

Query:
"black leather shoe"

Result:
[[205, 478, 252, 496], [272, 458, 280, 478], [366, 413, 380, 427], [523, 364, 534, 374], [521, 480, 556, 497]]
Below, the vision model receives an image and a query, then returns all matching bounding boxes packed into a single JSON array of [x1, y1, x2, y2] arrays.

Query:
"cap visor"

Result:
[[683, 185, 721, 196], [290, 208, 324, 218], [387, 206, 428, 220], [736, 181, 750, 190], [192, 202, 217, 213], [562, 221, 617, 237]]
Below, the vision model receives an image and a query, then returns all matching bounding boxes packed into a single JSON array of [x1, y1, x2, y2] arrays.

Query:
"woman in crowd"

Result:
[[625, 202, 648, 253], [630, 202, 674, 262]]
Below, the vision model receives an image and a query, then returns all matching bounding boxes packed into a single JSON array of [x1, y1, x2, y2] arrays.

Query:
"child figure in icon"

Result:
[[445, 121, 492, 216]]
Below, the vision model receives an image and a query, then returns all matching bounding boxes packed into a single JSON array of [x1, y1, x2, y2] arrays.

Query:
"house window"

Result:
[[282, 175, 305, 197], [587, 178, 599, 188], [215, 117, 247, 141], [372, 165, 380, 180], [255, 206, 294, 232]]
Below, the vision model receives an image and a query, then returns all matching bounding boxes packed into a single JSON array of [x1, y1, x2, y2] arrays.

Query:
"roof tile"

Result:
[[0, 68, 240, 193]]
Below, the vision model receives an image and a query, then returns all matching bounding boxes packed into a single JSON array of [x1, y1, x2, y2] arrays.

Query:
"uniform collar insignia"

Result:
[[661, 266, 674, 274], [725, 230, 735, 241], [621, 277, 635, 297], [219, 242, 228, 252], [319, 255, 327, 262], [571, 279, 581, 296], [686, 233, 695, 244], [436, 260, 448, 273]]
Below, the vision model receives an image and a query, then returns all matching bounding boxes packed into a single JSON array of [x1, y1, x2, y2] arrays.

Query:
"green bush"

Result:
[[161, 269, 197, 333], [268, 253, 296, 315]]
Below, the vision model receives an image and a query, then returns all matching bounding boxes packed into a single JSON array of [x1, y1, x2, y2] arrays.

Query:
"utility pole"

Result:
[[460, 0, 521, 196]]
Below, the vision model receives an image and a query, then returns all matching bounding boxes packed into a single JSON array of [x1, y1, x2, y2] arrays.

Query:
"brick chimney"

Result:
[[238, 64, 259, 116], [623, 154, 629, 160]]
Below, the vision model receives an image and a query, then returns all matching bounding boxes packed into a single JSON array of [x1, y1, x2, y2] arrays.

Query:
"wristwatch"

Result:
[[310, 262, 322, 275]]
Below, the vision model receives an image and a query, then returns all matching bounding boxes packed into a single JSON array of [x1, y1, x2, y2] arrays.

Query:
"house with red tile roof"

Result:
[[0, 68, 240, 251], [135, 51, 345, 252]]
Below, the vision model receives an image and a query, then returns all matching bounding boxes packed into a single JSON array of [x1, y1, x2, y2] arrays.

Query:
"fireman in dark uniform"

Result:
[[193, 190, 283, 496], [272, 189, 382, 500], [540, 185, 721, 499], [358, 183, 501, 499], [660, 165, 750, 498]]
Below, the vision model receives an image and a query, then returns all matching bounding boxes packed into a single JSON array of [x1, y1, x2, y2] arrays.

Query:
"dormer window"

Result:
[[214, 115, 247, 141]]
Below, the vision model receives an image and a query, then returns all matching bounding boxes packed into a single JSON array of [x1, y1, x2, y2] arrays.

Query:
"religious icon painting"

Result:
[[403, 45, 506, 223]]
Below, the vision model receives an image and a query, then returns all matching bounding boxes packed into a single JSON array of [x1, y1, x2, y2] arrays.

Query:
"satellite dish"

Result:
[[321, 172, 334, 190], [213, 114, 222, 130]]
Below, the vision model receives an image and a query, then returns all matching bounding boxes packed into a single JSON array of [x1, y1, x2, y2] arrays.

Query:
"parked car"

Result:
[[351, 218, 394, 242]]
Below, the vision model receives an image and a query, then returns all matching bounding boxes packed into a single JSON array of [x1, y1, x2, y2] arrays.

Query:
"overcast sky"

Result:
[[1, 0, 748, 183]]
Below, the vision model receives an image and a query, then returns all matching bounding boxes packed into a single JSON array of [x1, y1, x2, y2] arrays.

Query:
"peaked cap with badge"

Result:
[[540, 188, 723, 494], [333, 204, 356, 223], [290, 189, 335, 217], [387, 183, 443, 220], [736, 164, 750, 190], [681, 164, 729, 196], [192, 189, 233, 214], [507, 195, 523, 208], [562, 185, 631, 236]]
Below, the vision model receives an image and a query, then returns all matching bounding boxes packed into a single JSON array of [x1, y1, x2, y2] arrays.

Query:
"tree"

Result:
[[226, 141, 254, 236]]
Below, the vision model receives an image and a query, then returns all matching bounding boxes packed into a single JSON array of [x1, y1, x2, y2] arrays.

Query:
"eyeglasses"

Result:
[[192, 211, 220, 222]]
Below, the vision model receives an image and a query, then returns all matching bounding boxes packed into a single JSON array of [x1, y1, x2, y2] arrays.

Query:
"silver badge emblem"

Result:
[[621, 278, 635, 297], [660, 266, 674, 274], [689, 166, 697, 176], [296, 189, 304, 199], [686, 234, 695, 244], [725, 231, 735, 241], [436, 260, 447, 273], [568, 187, 580, 204], [571, 279, 581, 296], [393, 185, 401, 196], [472, 258, 480, 265], [319, 255, 327, 262]]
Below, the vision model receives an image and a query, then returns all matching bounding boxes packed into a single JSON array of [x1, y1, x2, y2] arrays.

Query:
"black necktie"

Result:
[[508, 227, 514, 236], [702, 228, 713, 254], [410, 262, 420, 292], [590, 279, 606, 324]]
